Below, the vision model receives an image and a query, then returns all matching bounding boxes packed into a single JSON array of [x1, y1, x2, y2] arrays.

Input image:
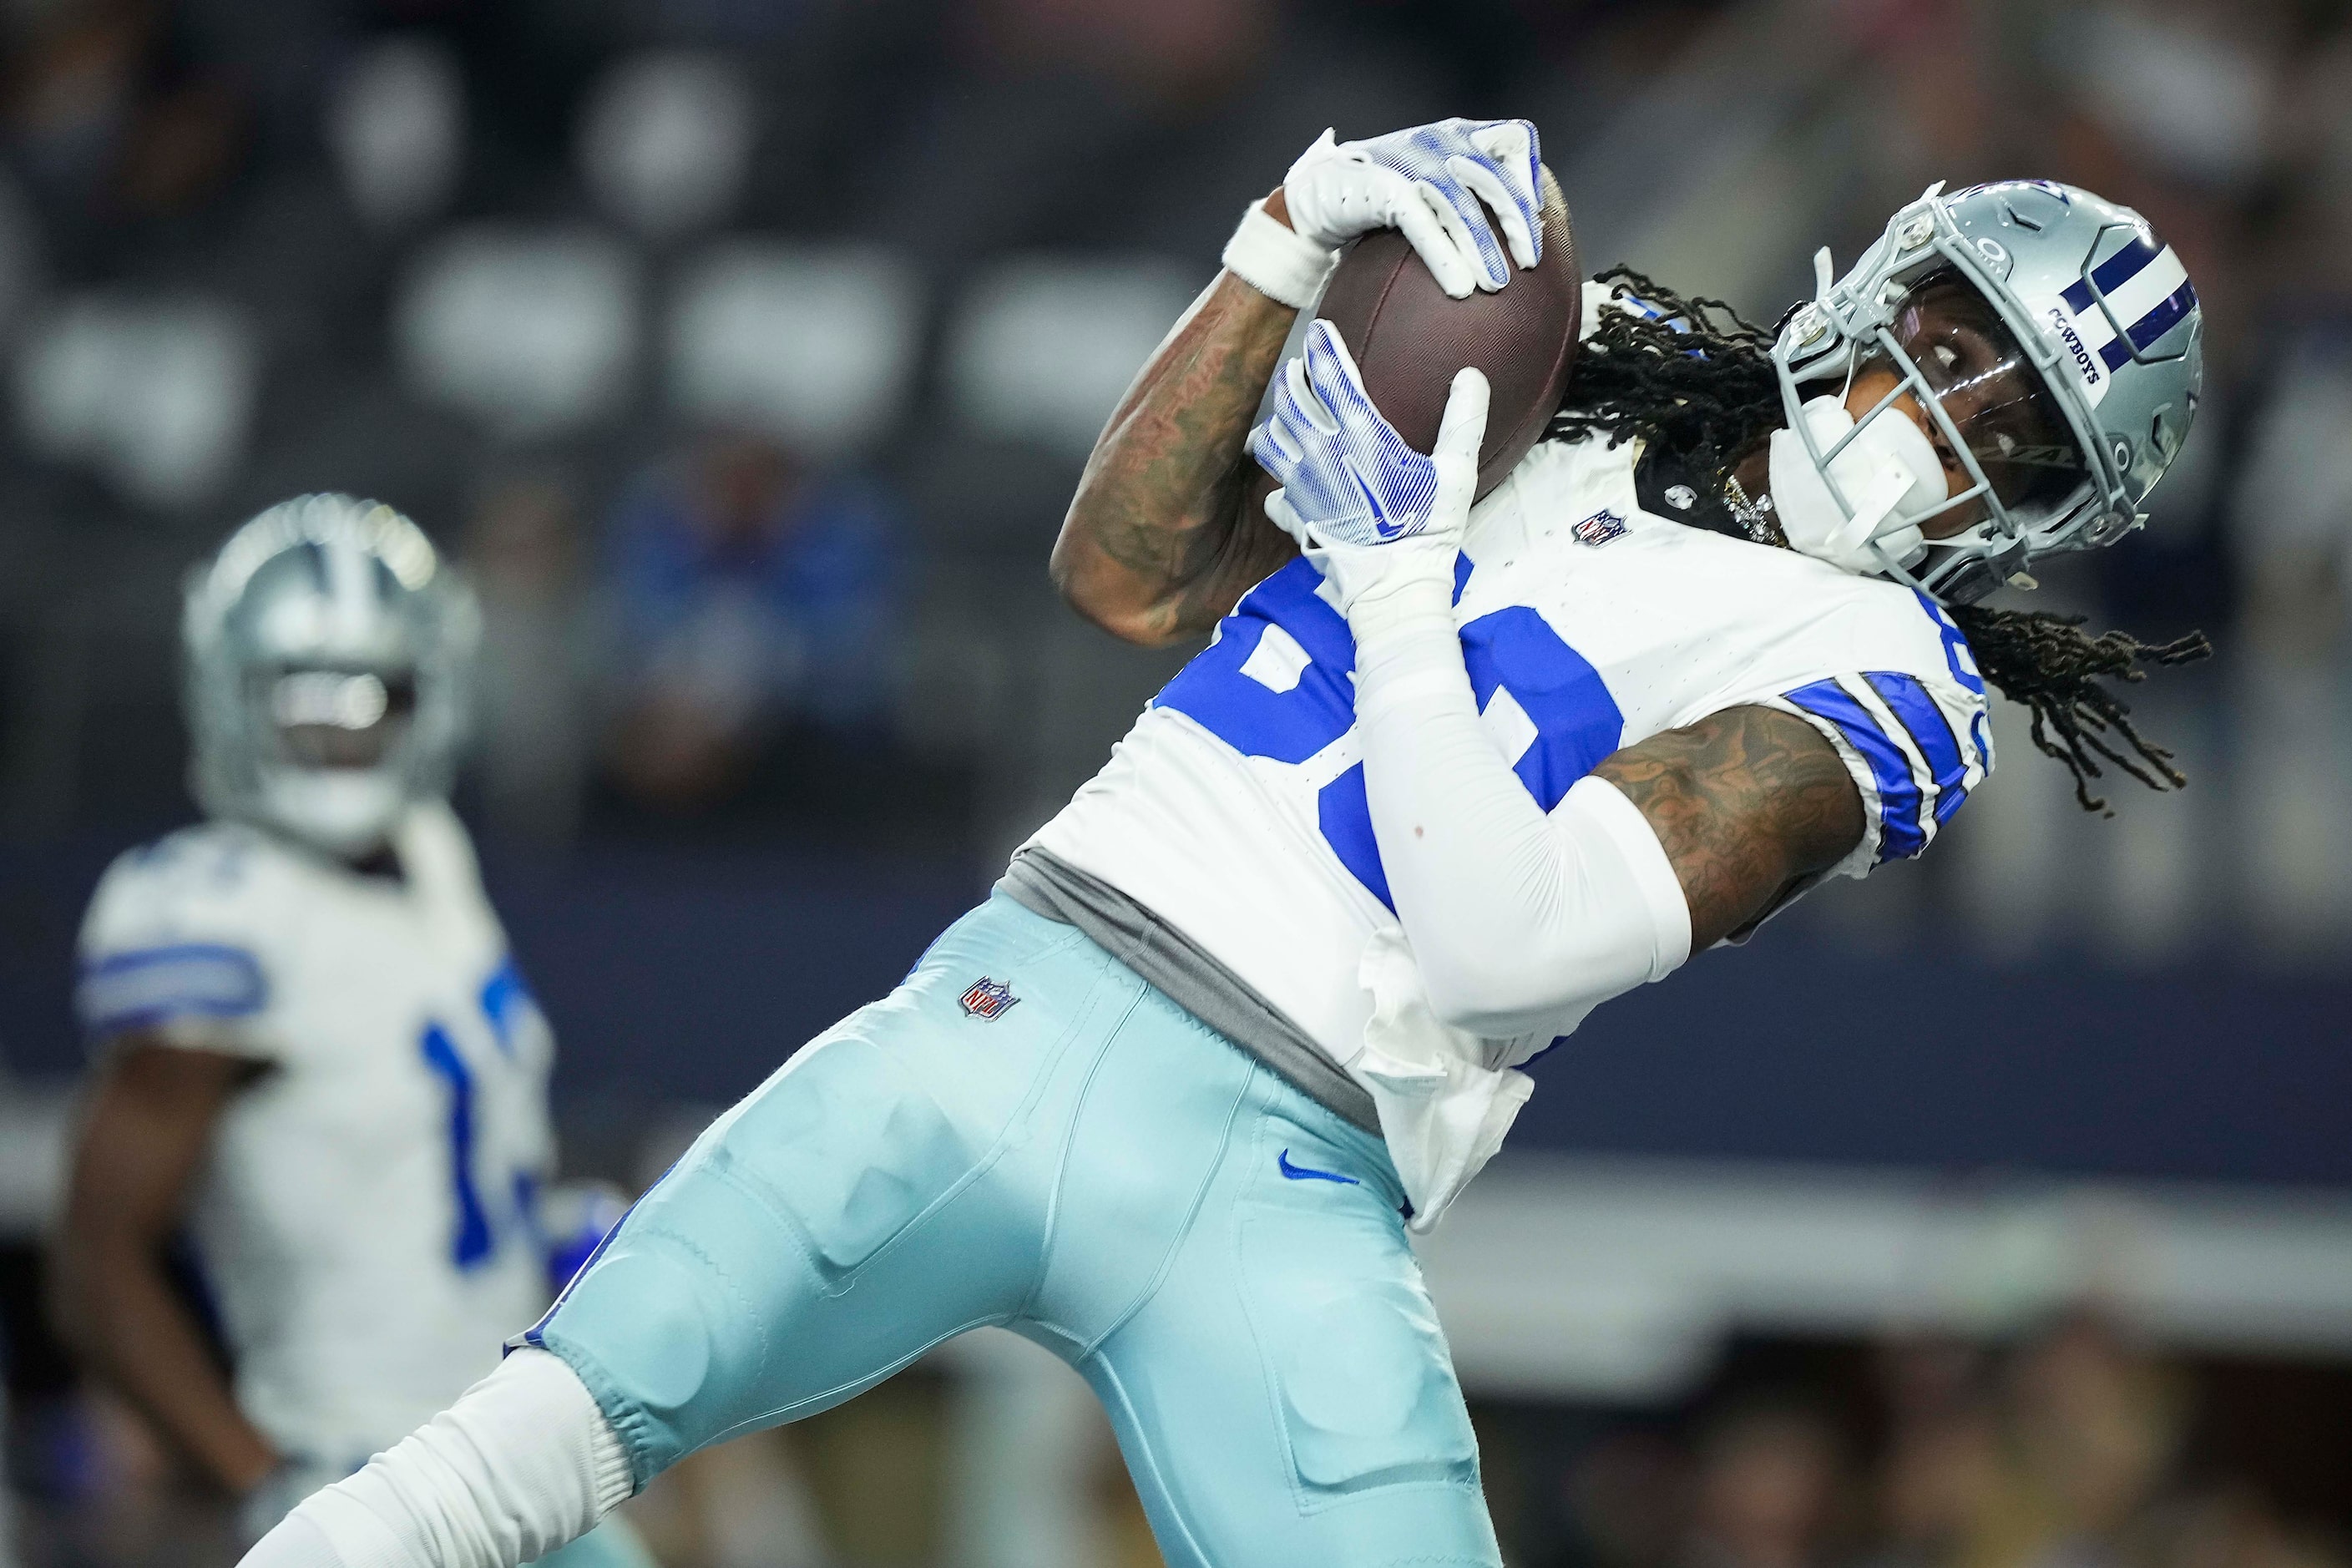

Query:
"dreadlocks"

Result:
[[1945, 605, 2210, 813], [1548, 266, 1783, 483], [1551, 266, 2212, 813]]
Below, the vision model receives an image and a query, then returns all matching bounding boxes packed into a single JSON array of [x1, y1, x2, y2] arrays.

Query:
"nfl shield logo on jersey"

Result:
[[1572, 509, 1627, 546], [959, 977, 1019, 1020]]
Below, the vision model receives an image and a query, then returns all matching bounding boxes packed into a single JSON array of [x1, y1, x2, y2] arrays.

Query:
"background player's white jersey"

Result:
[[75, 802, 553, 1472], [1031, 427, 1992, 1078]]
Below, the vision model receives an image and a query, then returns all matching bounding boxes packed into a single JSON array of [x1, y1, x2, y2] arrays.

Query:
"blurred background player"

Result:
[[47, 494, 650, 1565], [0, 1, 2346, 1561]]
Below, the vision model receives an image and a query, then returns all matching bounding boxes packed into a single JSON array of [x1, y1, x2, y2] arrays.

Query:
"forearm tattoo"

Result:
[[1593, 705, 1864, 948], [1055, 272, 1302, 644]]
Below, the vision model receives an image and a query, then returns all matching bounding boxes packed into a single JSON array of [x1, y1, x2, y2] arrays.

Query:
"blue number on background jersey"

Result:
[[1157, 557, 1624, 910], [418, 959, 549, 1272], [419, 1021, 495, 1269]]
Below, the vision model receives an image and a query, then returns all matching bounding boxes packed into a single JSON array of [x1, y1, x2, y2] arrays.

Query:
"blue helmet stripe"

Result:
[[1784, 679, 1925, 861], [2088, 232, 2162, 295], [1864, 672, 1970, 826], [2126, 281, 2198, 351], [2062, 241, 2194, 362]]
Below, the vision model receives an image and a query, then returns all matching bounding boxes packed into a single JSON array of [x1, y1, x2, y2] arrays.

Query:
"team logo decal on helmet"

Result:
[[1770, 180, 2203, 604]]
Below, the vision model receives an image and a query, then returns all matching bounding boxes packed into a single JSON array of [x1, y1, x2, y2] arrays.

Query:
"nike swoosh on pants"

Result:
[[1277, 1150, 1360, 1185]]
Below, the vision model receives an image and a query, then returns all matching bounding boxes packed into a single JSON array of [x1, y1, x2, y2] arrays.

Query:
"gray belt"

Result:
[[998, 848, 1381, 1136]]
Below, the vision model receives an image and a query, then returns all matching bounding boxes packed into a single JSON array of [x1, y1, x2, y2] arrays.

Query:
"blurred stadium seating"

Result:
[[2, 0, 2349, 1564]]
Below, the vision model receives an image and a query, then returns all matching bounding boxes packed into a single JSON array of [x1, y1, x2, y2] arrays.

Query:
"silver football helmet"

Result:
[[1771, 180, 2203, 604], [183, 494, 478, 856]]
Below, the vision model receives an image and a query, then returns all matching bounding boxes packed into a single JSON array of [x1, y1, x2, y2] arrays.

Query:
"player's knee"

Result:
[[535, 1030, 994, 1475], [535, 1184, 783, 1476]]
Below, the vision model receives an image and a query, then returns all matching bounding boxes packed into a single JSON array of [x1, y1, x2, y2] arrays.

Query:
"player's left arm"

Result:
[[51, 1039, 282, 1495], [1593, 706, 1864, 949]]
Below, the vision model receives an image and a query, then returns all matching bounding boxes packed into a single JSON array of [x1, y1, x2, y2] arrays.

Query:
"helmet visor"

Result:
[[250, 666, 417, 769], [1879, 268, 2093, 531]]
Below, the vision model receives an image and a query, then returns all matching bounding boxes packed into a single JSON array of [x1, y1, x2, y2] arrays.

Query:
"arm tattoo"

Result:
[[1053, 268, 1301, 645], [1592, 705, 1865, 949]]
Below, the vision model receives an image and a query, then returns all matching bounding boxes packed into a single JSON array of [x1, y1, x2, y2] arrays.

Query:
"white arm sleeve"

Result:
[[239, 1348, 630, 1568], [1350, 570, 1692, 1039]]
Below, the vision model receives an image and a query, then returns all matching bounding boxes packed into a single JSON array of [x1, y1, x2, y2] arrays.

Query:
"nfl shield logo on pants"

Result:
[[959, 977, 1019, 1020]]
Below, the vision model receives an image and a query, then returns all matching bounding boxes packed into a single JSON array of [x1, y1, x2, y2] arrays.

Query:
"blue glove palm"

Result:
[[1249, 320, 1487, 549]]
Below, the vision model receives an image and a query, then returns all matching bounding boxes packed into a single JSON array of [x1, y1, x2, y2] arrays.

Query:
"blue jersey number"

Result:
[[1156, 558, 1624, 909], [417, 958, 544, 1272], [419, 1022, 496, 1269]]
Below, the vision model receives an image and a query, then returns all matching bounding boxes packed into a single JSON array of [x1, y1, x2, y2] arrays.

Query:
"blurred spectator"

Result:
[[1988, 1313, 2188, 1568], [3, 0, 250, 271], [1869, 1338, 2002, 1568], [468, 470, 595, 847], [603, 430, 899, 813], [1562, 1430, 1694, 1568], [1681, 1403, 1851, 1568]]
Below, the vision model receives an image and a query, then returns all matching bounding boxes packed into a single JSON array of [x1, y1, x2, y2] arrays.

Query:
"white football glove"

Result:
[[1283, 118, 1544, 299], [1247, 320, 1488, 615]]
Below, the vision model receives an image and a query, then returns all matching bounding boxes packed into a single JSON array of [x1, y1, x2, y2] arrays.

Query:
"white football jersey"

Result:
[[76, 802, 554, 1470], [1029, 427, 1992, 1075]]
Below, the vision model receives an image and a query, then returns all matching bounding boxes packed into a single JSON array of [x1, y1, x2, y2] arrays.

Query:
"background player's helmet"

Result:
[[1770, 180, 2203, 604], [183, 494, 478, 855]]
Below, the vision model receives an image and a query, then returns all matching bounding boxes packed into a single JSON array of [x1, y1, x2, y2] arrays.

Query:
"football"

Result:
[[1314, 165, 1581, 500]]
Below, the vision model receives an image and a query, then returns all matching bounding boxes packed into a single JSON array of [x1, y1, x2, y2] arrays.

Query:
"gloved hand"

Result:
[[1283, 118, 1543, 298], [1247, 320, 1488, 617]]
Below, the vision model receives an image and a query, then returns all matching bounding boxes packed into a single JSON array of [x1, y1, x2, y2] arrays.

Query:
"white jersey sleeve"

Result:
[[78, 824, 291, 1057]]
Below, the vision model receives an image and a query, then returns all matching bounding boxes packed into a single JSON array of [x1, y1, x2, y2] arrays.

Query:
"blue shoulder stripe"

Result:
[[77, 943, 267, 1037], [1866, 671, 1970, 826], [1784, 680, 1925, 861]]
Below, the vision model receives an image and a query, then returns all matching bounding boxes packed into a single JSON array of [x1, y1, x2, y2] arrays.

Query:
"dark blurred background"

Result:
[[0, 0, 2349, 1563]]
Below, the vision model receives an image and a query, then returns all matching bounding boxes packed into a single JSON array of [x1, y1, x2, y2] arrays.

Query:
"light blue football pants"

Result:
[[528, 892, 1500, 1567]]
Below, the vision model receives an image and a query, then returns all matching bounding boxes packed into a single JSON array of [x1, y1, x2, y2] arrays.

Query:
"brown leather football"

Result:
[[1313, 167, 1580, 500]]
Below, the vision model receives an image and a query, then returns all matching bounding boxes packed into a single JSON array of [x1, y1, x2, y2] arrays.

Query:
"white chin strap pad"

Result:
[[1768, 393, 1945, 574]]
